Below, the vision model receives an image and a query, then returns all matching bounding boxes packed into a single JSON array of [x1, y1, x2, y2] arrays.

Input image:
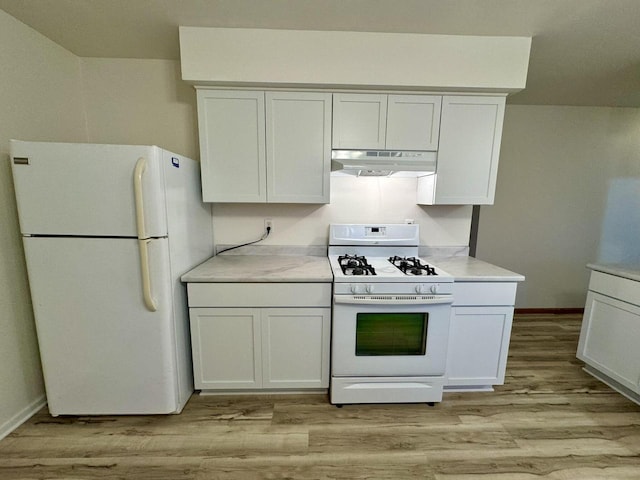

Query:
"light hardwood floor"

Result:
[[1, 314, 639, 479]]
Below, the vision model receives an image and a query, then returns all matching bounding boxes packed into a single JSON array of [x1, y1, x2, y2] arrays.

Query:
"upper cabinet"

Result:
[[417, 95, 506, 205], [332, 94, 441, 151], [196, 89, 507, 206], [197, 90, 266, 202], [265, 92, 332, 203], [197, 89, 331, 203]]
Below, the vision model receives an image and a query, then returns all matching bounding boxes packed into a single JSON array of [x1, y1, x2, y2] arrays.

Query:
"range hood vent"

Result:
[[331, 150, 437, 177]]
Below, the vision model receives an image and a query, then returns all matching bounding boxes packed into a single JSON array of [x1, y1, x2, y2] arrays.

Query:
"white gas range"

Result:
[[328, 224, 454, 405]]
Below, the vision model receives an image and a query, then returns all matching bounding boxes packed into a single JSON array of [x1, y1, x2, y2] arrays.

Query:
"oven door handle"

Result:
[[334, 295, 453, 305]]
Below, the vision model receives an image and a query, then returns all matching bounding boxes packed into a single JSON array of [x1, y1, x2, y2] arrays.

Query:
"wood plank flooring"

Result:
[[2, 313, 640, 479]]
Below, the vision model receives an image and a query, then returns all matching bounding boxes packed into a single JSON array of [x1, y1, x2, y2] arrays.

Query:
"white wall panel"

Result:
[[180, 27, 530, 92]]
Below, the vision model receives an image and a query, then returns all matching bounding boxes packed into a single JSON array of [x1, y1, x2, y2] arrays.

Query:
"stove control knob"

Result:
[[415, 285, 425, 294], [350, 284, 361, 294], [430, 284, 439, 294], [365, 284, 374, 294]]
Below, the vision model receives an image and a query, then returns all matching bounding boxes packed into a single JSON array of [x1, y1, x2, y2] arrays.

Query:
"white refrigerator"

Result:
[[10, 140, 213, 416]]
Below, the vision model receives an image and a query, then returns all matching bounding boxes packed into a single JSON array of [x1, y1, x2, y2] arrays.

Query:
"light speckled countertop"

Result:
[[426, 256, 525, 282], [181, 255, 333, 283], [182, 252, 523, 283], [588, 263, 640, 282]]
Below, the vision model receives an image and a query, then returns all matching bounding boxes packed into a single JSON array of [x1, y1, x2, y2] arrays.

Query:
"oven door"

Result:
[[331, 295, 452, 377]]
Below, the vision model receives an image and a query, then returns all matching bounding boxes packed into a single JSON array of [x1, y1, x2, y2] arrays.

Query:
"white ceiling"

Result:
[[1, 0, 639, 107]]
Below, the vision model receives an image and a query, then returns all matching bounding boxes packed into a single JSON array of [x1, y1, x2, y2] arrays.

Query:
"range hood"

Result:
[[331, 150, 437, 177]]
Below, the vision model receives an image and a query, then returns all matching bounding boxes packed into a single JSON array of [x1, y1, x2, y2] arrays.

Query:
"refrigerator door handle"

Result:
[[138, 238, 157, 312], [133, 157, 157, 312], [134, 156, 148, 240]]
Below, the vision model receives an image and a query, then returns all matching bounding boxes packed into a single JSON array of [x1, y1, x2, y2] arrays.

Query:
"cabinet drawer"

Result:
[[452, 282, 517, 306], [589, 271, 640, 307], [187, 283, 332, 307]]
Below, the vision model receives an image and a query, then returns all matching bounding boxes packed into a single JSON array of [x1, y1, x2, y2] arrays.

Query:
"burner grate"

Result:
[[388, 256, 438, 276], [338, 254, 376, 276]]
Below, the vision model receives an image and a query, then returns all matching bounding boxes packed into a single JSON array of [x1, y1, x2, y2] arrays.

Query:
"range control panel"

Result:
[[365, 226, 387, 237]]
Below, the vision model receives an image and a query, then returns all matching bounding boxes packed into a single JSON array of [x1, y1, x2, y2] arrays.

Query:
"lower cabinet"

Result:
[[577, 270, 640, 402], [187, 283, 331, 391], [445, 282, 517, 390]]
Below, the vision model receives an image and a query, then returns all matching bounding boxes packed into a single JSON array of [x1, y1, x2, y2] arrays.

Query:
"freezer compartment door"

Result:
[[10, 141, 168, 237], [22, 236, 186, 415]]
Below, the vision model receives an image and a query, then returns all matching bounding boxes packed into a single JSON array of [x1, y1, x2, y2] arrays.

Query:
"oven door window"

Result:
[[355, 312, 428, 356]]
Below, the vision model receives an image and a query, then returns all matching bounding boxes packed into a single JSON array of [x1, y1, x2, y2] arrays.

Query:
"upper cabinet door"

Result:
[[432, 96, 506, 205], [197, 90, 266, 202], [386, 95, 441, 151], [332, 94, 387, 149], [266, 92, 332, 203]]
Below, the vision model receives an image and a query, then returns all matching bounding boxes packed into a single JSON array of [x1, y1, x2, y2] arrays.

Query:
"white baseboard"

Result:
[[0, 395, 47, 441]]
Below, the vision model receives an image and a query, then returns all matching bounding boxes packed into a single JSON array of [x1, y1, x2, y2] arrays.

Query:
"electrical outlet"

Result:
[[264, 218, 273, 231]]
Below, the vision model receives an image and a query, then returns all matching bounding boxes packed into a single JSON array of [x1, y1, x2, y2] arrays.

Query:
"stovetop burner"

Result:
[[389, 256, 438, 276], [337, 254, 376, 276]]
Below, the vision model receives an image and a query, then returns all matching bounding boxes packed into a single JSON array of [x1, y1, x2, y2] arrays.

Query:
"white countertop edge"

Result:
[[587, 263, 640, 283], [183, 277, 334, 283]]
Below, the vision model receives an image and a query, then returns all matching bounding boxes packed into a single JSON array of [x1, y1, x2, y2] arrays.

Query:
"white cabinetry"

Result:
[[261, 308, 329, 388], [266, 92, 332, 203], [189, 308, 262, 389], [187, 283, 331, 391], [577, 270, 640, 404], [417, 95, 506, 205], [332, 93, 441, 150], [197, 89, 331, 203], [446, 282, 517, 390], [197, 90, 266, 202]]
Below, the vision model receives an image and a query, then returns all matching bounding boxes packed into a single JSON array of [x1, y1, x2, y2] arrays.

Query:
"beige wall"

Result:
[[80, 58, 199, 160], [0, 10, 87, 437], [477, 105, 640, 308]]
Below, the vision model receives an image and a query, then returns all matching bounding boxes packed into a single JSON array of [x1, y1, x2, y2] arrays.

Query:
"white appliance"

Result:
[[328, 224, 454, 405], [331, 150, 437, 177], [10, 140, 213, 416]]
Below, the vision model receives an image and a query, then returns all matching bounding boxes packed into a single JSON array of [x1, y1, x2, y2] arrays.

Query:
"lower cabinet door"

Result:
[[190, 307, 331, 391], [189, 308, 262, 389], [446, 306, 514, 387], [261, 308, 331, 388]]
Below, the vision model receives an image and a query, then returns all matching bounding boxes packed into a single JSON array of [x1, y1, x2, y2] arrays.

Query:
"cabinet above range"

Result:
[[332, 93, 441, 151], [186, 28, 529, 205], [196, 88, 507, 206], [417, 95, 506, 205]]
